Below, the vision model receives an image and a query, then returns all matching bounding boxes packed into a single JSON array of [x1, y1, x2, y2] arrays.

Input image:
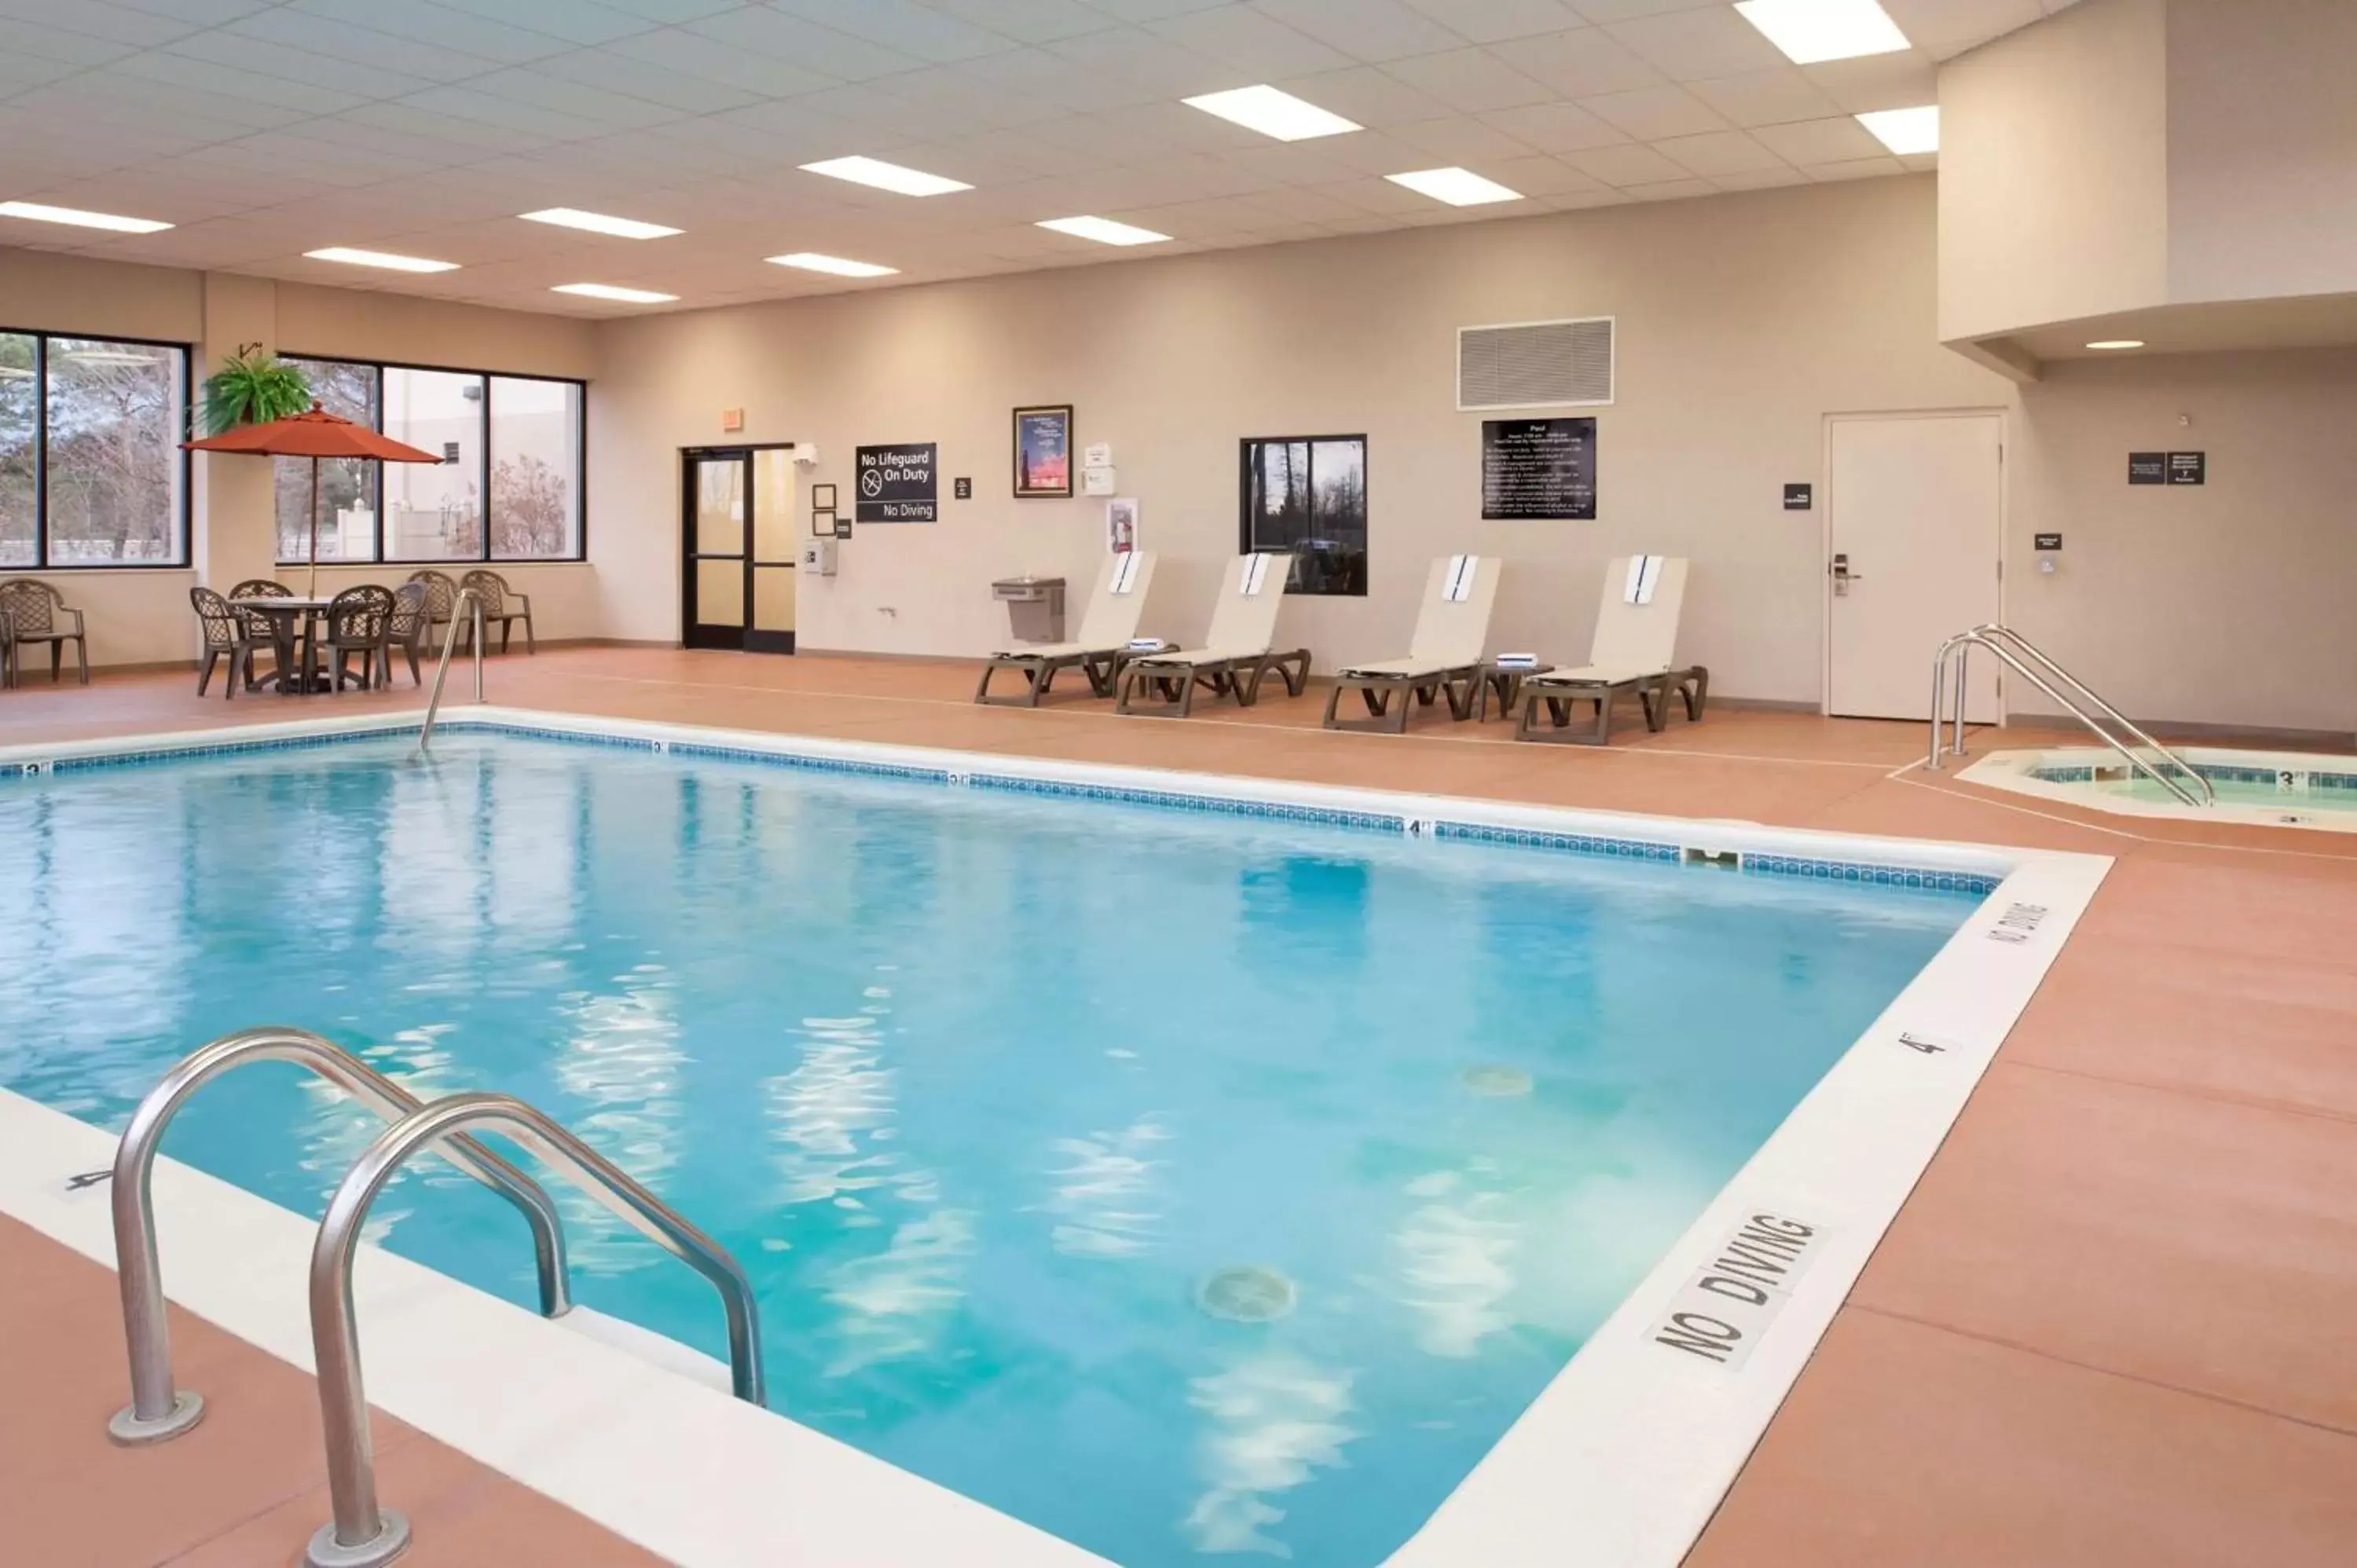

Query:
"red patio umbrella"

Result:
[[184, 403, 444, 596]]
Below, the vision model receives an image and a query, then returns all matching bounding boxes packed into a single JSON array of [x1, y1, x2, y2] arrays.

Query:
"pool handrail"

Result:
[[303, 1091, 764, 1568], [414, 586, 487, 755], [1927, 625, 2213, 808], [105, 1027, 570, 1446]]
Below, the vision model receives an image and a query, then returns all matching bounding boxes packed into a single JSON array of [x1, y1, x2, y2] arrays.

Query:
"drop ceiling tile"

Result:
[[1478, 99, 1629, 152], [1898, 150, 1937, 172], [1750, 115, 1884, 164], [1564, 0, 1724, 21], [1685, 65, 1842, 127], [1882, 0, 2045, 53], [0, 0, 205, 47], [1387, 115, 1545, 165], [1294, 126, 1470, 177], [1040, 25, 1230, 98], [0, 52, 82, 96], [571, 0, 739, 20], [1805, 155, 1908, 181], [1380, 47, 1555, 112], [288, 0, 576, 65], [227, 9, 494, 82], [682, 7, 929, 79], [925, 0, 1112, 46], [464, 67, 695, 131], [1481, 153, 1610, 196], [1399, 0, 1587, 44], [1146, 4, 1354, 77], [768, 0, 1021, 64], [1621, 175, 1716, 200], [1653, 128, 1783, 176], [0, 16, 147, 65], [1254, 0, 1464, 61], [1800, 53, 1940, 113], [604, 29, 844, 98], [110, 49, 375, 116], [108, 0, 280, 22], [1046, 101, 1244, 160], [1540, 186, 1629, 211], [1217, 139, 1388, 189], [530, 44, 767, 113], [159, 28, 444, 101], [1602, 5, 1787, 81], [340, 99, 560, 157], [1494, 27, 1661, 97], [1562, 141, 1688, 186], [428, 0, 659, 46], [959, 45, 1178, 114], [869, 65, 1076, 137], [1709, 165, 1809, 191], [1274, 64, 1457, 128], [1578, 82, 1727, 139], [387, 84, 614, 144]]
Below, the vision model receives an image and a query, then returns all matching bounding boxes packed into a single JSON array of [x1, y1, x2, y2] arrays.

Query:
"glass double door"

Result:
[[684, 445, 797, 653]]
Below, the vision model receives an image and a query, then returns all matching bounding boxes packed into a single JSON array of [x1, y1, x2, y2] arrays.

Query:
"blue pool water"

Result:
[[0, 733, 1978, 1566]]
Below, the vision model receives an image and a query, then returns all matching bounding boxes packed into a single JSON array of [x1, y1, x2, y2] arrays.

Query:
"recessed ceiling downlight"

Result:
[[1182, 85, 1361, 142], [305, 247, 459, 273], [2085, 340, 2146, 350], [0, 200, 173, 233], [1735, 0, 1911, 64], [552, 283, 679, 304]]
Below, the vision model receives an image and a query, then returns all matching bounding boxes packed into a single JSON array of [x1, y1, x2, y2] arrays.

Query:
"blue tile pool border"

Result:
[[3, 715, 2003, 895]]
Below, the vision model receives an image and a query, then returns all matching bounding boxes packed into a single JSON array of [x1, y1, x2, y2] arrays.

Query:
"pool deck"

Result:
[[3, 647, 2352, 1567]]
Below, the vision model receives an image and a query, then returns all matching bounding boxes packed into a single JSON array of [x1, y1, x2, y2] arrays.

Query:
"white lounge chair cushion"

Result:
[[1336, 657, 1468, 680], [988, 641, 1119, 661], [1131, 646, 1266, 668], [1525, 663, 1672, 687]]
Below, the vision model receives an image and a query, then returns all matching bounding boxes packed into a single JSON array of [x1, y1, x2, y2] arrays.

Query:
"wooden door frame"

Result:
[[1817, 408, 2008, 723], [681, 444, 797, 654]]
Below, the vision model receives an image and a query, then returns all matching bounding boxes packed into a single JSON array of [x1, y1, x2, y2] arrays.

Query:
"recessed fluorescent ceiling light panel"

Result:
[[0, 200, 172, 233], [1386, 167, 1523, 207], [1182, 85, 1361, 141], [798, 156, 971, 196], [1735, 0, 1910, 64], [304, 247, 459, 273], [2085, 339, 2146, 350], [1036, 215, 1171, 247], [1856, 104, 1939, 155], [767, 252, 899, 277], [552, 283, 678, 303], [521, 207, 680, 240]]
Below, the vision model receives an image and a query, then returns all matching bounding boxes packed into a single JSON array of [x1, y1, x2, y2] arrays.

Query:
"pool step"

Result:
[[561, 1306, 735, 1395]]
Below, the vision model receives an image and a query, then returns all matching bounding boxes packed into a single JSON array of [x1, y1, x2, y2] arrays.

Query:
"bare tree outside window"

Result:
[[276, 357, 380, 563], [43, 339, 185, 563], [1240, 434, 1367, 596], [0, 333, 32, 567], [489, 376, 580, 559]]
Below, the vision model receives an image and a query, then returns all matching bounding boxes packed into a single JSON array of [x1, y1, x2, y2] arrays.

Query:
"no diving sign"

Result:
[[1651, 1211, 1824, 1371], [856, 442, 938, 522]]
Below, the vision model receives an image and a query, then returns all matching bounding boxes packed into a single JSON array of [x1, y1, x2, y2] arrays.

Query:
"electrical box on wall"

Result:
[[801, 537, 838, 576]]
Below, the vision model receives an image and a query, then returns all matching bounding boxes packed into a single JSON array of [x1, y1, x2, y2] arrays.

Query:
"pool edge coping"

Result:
[[0, 705, 2112, 1568], [1958, 744, 2357, 833]]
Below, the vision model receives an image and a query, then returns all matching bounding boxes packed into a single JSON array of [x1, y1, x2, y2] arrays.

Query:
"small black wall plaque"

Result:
[[2034, 533, 2062, 551], [1482, 417, 1596, 521], [2168, 450, 2206, 485], [1783, 483, 1813, 511], [953, 476, 973, 500], [2128, 452, 2167, 485], [855, 442, 938, 522]]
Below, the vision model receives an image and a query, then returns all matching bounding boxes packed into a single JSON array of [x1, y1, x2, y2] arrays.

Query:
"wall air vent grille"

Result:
[[1457, 317, 1615, 410]]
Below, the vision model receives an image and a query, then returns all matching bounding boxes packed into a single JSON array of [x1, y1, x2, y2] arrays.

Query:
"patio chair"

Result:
[[313, 584, 395, 692], [383, 581, 431, 687], [975, 551, 1159, 706], [227, 579, 296, 673], [460, 569, 535, 654], [1115, 552, 1308, 718], [406, 570, 461, 650], [1323, 555, 1501, 734], [1514, 555, 1708, 746], [0, 577, 89, 687], [189, 586, 275, 698]]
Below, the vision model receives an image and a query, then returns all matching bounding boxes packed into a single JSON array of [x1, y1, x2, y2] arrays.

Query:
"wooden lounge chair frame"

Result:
[[976, 553, 1158, 707], [1323, 555, 1501, 735]]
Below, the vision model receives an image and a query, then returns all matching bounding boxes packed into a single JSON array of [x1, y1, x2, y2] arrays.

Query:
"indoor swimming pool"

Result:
[[1961, 745, 2357, 830], [0, 728, 1991, 1566]]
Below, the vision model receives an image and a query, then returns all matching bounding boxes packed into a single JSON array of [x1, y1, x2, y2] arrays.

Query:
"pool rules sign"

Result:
[[856, 442, 939, 522]]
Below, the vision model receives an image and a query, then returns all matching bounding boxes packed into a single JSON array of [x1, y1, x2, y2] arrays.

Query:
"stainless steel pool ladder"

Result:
[[414, 587, 488, 754], [1926, 624, 2213, 808], [104, 1032, 766, 1568]]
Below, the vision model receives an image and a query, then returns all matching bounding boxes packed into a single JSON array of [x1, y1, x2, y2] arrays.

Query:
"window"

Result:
[[273, 355, 585, 566], [1240, 434, 1366, 597], [276, 356, 378, 563], [0, 329, 189, 568]]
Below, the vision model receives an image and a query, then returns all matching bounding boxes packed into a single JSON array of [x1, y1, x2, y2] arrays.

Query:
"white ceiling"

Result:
[[0, 0, 2078, 317]]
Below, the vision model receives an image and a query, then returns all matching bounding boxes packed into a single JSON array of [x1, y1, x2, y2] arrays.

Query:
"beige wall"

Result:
[[1937, 0, 2172, 343], [592, 177, 2005, 703], [0, 249, 599, 667]]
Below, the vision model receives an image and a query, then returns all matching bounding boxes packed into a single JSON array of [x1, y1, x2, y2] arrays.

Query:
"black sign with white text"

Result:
[[2168, 450, 2206, 485], [856, 442, 939, 522], [2128, 452, 2167, 485], [2034, 533, 2062, 551], [1783, 483, 1813, 511], [1482, 417, 1596, 520]]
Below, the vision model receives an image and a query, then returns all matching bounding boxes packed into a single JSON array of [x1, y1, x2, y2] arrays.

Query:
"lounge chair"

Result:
[[1514, 555, 1708, 746], [1322, 555, 1501, 734], [1115, 552, 1310, 718], [975, 551, 1159, 706]]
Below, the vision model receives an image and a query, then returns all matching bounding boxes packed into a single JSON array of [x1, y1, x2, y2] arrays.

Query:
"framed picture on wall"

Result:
[[1013, 405, 1073, 498], [812, 483, 836, 510], [811, 507, 837, 537]]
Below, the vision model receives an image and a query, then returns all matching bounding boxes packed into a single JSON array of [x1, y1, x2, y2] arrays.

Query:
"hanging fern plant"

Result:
[[199, 343, 313, 436]]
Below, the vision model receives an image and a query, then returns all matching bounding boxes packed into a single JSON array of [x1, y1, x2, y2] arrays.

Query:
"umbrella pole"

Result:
[[307, 456, 321, 599]]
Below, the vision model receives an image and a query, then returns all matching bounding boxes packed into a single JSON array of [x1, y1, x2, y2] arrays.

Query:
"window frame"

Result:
[[0, 324, 193, 570], [1237, 431, 1369, 599], [275, 351, 587, 566]]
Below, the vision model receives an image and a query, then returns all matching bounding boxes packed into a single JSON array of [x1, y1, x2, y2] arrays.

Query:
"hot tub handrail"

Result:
[[414, 587, 487, 755], [1928, 626, 2212, 808], [105, 1028, 571, 1447], [303, 1091, 764, 1568]]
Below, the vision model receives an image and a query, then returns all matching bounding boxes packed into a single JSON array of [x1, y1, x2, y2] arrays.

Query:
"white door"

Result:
[[1825, 413, 2003, 721]]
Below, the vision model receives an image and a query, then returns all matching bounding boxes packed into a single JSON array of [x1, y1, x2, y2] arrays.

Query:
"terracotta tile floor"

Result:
[[4, 647, 2354, 1566]]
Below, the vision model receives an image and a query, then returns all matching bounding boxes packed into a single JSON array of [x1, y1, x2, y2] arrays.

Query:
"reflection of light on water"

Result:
[[823, 1208, 976, 1376], [1185, 1354, 1358, 1558], [553, 976, 684, 1273], [766, 1013, 903, 1206], [294, 1024, 472, 1247], [1044, 1119, 1168, 1259], [1393, 1167, 1523, 1358]]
